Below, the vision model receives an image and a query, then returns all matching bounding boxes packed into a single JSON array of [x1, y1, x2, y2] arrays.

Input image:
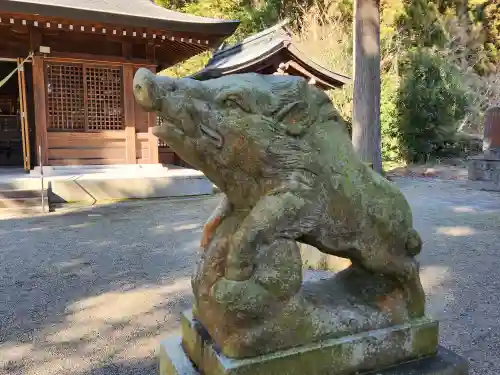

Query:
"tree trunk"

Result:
[[352, 0, 382, 174]]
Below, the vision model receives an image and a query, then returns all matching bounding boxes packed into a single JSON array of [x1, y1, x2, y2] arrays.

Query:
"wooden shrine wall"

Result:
[[34, 56, 158, 166]]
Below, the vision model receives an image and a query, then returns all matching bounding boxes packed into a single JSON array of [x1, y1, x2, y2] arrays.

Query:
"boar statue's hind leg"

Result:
[[359, 229, 425, 319]]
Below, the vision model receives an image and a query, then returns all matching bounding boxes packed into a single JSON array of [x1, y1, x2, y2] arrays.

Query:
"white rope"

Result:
[[0, 52, 34, 89]]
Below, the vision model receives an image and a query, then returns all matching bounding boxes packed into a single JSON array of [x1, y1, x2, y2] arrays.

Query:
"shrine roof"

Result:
[[191, 21, 350, 90], [0, 0, 240, 35]]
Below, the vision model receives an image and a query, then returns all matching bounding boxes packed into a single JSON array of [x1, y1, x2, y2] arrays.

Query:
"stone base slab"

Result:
[[174, 310, 439, 375], [465, 179, 500, 192], [468, 157, 500, 189], [159, 335, 468, 375]]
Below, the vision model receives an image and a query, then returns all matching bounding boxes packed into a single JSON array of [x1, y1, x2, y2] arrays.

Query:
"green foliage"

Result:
[[380, 73, 402, 161], [395, 0, 447, 48], [154, 0, 192, 10], [160, 52, 211, 78], [464, 4, 497, 75], [181, 0, 279, 42], [378, 0, 496, 162], [329, 84, 353, 135], [481, 1, 499, 71], [155, 0, 497, 163], [381, 49, 469, 162], [291, 0, 477, 163], [157, 0, 282, 77]]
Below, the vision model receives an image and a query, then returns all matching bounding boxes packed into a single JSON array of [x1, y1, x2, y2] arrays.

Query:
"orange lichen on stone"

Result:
[[200, 215, 223, 250]]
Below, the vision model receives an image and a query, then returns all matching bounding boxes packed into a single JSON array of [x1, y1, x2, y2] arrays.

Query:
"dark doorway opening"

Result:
[[0, 60, 35, 170]]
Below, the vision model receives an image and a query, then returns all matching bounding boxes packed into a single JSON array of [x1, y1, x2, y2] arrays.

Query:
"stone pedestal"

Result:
[[159, 309, 469, 375], [467, 155, 500, 191], [468, 107, 500, 191]]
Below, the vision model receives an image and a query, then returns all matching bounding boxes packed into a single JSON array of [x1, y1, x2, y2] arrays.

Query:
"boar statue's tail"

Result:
[[405, 228, 423, 257]]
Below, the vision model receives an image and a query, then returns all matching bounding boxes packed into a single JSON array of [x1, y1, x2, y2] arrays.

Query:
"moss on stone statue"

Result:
[[133, 69, 427, 358]]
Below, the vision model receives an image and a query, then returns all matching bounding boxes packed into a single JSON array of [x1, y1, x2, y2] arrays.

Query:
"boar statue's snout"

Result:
[[133, 68, 158, 112]]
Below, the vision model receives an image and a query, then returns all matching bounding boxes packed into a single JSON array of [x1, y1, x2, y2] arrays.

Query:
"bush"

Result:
[[380, 73, 402, 161], [381, 49, 470, 163]]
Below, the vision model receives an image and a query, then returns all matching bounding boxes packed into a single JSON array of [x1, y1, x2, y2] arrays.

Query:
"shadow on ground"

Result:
[[0, 196, 220, 375], [75, 358, 156, 375]]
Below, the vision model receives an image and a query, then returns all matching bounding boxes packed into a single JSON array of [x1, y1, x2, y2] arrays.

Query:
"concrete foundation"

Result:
[[0, 164, 216, 205]]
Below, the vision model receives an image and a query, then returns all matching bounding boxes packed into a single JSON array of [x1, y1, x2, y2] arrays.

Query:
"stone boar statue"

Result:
[[133, 69, 425, 358]]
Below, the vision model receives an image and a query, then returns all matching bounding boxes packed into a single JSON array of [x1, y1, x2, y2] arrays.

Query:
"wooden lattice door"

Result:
[[46, 62, 123, 132], [85, 66, 123, 131], [46, 63, 85, 131]]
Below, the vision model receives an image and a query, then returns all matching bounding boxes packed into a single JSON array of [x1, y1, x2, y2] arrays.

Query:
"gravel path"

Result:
[[0, 178, 499, 375]]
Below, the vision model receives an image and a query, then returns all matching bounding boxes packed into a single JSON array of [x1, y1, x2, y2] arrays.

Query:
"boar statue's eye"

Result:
[[224, 94, 251, 113], [225, 98, 239, 108]]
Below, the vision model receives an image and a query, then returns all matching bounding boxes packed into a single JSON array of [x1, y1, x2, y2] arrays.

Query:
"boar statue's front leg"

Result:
[[201, 194, 232, 250], [210, 191, 307, 317]]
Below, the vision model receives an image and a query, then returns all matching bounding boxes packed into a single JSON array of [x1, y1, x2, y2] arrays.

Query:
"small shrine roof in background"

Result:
[[191, 21, 351, 90], [0, 0, 240, 35]]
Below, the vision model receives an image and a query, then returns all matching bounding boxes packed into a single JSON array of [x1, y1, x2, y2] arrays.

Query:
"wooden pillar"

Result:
[[148, 113, 159, 164], [29, 28, 42, 53], [32, 55, 48, 165], [123, 64, 137, 164], [148, 66, 159, 164], [352, 0, 382, 174]]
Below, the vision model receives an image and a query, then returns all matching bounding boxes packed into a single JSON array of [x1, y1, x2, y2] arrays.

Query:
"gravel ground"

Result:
[[0, 178, 499, 375]]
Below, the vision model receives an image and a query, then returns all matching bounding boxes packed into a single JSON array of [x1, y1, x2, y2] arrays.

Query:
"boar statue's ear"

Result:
[[275, 100, 312, 136], [273, 78, 318, 136]]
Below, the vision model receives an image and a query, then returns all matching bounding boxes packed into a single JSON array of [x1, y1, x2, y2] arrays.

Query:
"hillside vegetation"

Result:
[[156, 0, 499, 164]]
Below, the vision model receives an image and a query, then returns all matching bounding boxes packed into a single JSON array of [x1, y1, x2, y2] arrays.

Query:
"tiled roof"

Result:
[[191, 21, 350, 89], [0, 0, 239, 35]]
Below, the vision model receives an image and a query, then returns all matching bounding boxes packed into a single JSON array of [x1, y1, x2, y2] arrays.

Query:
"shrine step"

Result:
[[0, 189, 49, 211]]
